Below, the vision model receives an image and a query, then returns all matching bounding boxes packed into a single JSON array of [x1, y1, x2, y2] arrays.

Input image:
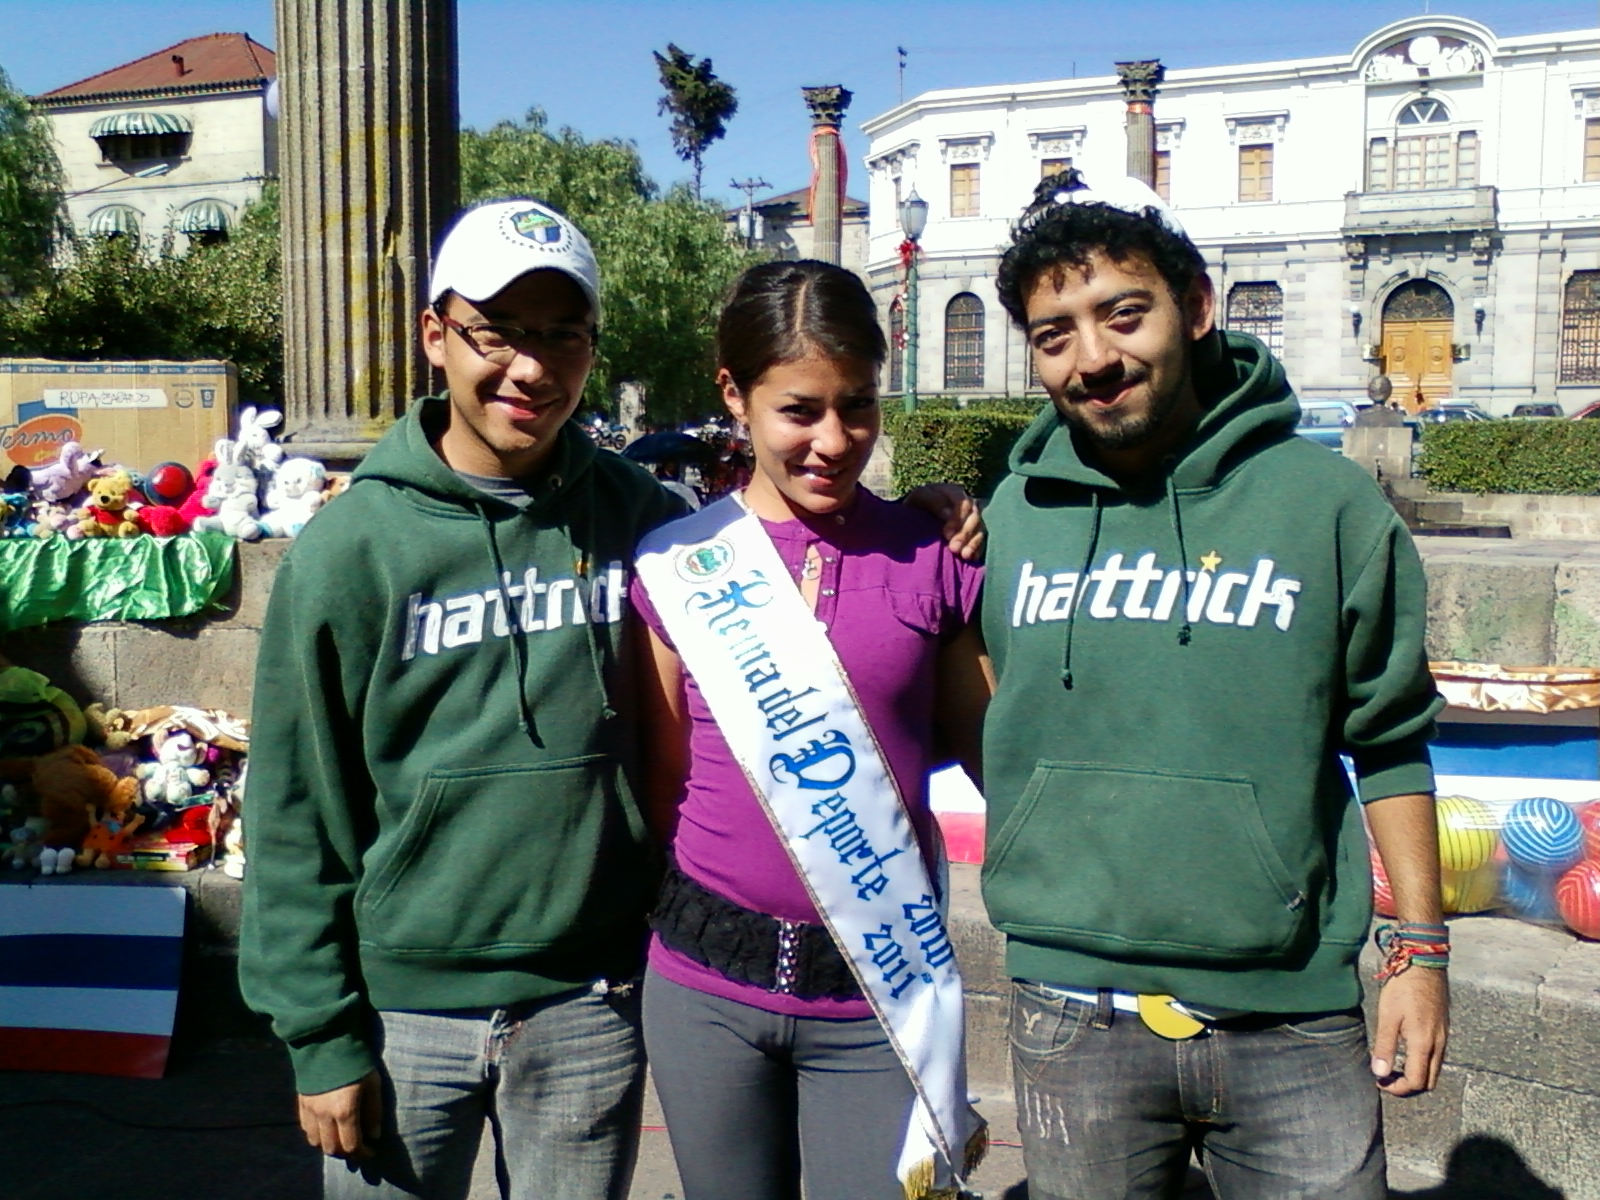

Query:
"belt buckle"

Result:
[[1137, 993, 1207, 1040], [773, 920, 801, 994]]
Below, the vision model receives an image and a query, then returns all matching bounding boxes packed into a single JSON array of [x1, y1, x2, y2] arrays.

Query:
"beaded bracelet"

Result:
[[1373, 921, 1451, 982]]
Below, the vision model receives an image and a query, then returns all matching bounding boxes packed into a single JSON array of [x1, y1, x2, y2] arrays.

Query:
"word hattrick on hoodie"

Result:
[[1010, 552, 1303, 631], [401, 562, 627, 660]]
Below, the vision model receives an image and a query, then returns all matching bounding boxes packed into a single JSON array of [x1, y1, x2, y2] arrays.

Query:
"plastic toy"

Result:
[[1441, 864, 1498, 914], [1435, 795, 1498, 872], [144, 462, 195, 506], [1370, 845, 1396, 917], [1556, 860, 1600, 939], [1578, 800, 1600, 863], [1501, 865, 1562, 923], [1501, 796, 1584, 873]]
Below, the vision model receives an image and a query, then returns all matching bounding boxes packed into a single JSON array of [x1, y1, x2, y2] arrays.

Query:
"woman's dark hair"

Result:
[[717, 259, 887, 395], [996, 171, 1208, 326]]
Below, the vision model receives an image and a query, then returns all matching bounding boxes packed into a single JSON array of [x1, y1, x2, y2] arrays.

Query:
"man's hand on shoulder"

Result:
[[299, 1069, 383, 1160], [903, 483, 985, 562], [1371, 966, 1449, 1097]]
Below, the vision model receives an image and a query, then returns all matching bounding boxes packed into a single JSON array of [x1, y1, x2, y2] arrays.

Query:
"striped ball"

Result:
[[1501, 865, 1561, 923], [1502, 797, 1584, 873], [1578, 801, 1600, 863], [1441, 864, 1498, 914], [1369, 845, 1397, 917], [1556, 860, 1600, 940], [1435, 795, 1499, 872]]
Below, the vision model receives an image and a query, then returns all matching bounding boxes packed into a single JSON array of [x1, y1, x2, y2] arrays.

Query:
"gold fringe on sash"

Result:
[[900, 1118, 990, 1200]]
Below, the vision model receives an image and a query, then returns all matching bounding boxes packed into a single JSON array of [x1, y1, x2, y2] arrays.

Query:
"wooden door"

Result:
[[1381, 319, 1454, 411]]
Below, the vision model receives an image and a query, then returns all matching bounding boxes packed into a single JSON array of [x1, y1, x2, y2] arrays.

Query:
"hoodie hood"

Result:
[[1008, 330, 1299, 493], [353, 395, 599, 512]]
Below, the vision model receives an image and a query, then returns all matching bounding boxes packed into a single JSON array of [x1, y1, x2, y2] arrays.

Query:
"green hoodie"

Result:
[[979, 332, 1441, 1015], [240, 398, 683, 1094]]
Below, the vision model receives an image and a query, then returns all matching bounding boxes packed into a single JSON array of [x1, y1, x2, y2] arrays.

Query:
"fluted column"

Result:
[[276, 0, 459, 459], [1116, 60, 1164, 190], [802, 85, 851, 266]]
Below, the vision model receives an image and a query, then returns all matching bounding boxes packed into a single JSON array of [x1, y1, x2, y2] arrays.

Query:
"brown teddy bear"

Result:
[[0, 745, 134, 875], [75, 470, 142, 538]]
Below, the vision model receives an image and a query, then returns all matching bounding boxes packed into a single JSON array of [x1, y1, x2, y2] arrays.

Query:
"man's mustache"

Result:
[[1064, 367, 1148, 402]]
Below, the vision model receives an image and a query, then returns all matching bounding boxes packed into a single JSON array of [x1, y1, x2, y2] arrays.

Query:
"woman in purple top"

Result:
[[632, 260, 991, 1200]]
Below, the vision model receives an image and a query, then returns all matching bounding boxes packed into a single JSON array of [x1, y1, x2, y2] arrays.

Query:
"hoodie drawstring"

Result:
[[479, 505, 539, 740], [1166, 472, 1194, 647], [1060, 492, 1102, 690], [575, 483, 618, 723]]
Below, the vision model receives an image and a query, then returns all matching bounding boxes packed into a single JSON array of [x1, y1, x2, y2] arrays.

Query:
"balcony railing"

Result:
[[1342, 185, 1497, 236]]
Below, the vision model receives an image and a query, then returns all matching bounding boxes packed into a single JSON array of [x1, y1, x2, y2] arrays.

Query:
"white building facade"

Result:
[[861, 16, 1600, 413]]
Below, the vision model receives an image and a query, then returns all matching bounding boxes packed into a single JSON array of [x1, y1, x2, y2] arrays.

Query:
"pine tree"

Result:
[[653, 44, 738, 201]]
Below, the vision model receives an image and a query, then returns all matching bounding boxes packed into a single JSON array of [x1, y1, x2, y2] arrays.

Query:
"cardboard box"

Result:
[[0, 359, 237, 474]]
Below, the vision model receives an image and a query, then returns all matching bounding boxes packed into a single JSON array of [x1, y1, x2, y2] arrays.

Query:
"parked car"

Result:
[[1414, 400, 1492, 423], [1510, 402, 1564, 419], [1572, 401, 1600, 420], [1295, 399, 1358, 449]]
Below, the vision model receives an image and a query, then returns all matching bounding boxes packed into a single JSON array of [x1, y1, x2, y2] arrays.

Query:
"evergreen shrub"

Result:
[[1417, 420, 1600, 494], [884, 399, 1044, 497]]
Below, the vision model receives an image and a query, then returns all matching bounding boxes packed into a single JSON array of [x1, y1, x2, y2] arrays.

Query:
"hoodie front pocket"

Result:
[[359, 755, 644, 957], [982, 761, 1309, 963]]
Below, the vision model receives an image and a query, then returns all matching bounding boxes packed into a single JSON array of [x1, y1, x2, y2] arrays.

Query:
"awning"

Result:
[[88, 111, 192, 138], [87, 205, 141, 236], [176, 200, 229, 233]]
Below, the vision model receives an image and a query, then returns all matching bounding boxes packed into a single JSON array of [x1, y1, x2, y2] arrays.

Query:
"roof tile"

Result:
[[38, 33, 275, 100]]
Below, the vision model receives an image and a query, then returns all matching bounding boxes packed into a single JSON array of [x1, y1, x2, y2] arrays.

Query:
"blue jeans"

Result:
[[324, 982, 645, 1200], [1010, 980, 1385, 1200]]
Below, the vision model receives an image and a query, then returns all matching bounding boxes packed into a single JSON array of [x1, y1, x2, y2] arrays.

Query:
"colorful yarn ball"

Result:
[[1556, 860, 1600, 940], [1501, 865, 1561, 923], [1369, 845, 1397, 917], [1578, 801, 1600, 863], [1441, 864, 1498, 914], [1502, 797, 1584, 873], [1435, 795, 1499, 872]]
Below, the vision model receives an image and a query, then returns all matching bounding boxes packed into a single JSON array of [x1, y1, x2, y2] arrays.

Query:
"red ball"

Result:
[[146, 461, 194, 505], [1556, 859, 1600, 940], [1578, 801, 1600, 863], [1370, 845, 1397, 917]]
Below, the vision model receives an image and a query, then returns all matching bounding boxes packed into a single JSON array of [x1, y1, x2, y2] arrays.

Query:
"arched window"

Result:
[[1225, 283, 1284, 354], [1398, 98, 1450, 125], [889, 299, 904, 393], [1383, 279, 1454, 321], [1561, 272, 1600, 383], [944, 294, 984, 389], [1368, 96, 1477, 192]]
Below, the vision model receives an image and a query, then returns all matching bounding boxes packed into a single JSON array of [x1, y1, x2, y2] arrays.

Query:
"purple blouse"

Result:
[[631, 489, 983, 1019]]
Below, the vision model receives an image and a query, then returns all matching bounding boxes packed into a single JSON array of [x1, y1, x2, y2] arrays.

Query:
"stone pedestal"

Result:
[[276, 0, 459, 461], [1116, 60, 1164, 189], [802, 86, 851, 266]]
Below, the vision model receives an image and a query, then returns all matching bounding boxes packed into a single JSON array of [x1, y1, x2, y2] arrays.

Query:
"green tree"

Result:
[[653, 43, 738, 201], [0, 64, 67, 297], [461, 109, 750, 425]]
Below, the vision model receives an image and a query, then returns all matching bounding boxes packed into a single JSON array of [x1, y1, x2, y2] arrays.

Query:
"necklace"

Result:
[[800, 553, 821, 581]]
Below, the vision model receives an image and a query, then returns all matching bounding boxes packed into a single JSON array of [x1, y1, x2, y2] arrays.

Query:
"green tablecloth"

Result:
[[0, 531, 236, 632]]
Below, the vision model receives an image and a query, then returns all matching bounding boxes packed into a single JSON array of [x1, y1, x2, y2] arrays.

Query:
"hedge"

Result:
[[1416, 420, 1600, 494], [884, 401, 1045, 498]]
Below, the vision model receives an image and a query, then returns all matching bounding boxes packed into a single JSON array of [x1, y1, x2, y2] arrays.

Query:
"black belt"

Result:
[[650, 860, 862, 1001]]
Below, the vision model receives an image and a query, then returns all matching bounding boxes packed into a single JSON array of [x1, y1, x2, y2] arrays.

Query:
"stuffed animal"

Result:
[[75, 470, 142, 538], [177, 457, 220, 528], [0, 492, 34, 536], [6, 817, 46, 870], [30, 498, 80, 539], [136, 729, 211, 807], [234, 407, 286, 476], [77, 780, 144, 869], [28, 441, 101, 504], [259, 457, 327, 538], [190, 443, 263, 541], [0, 745, 129, 876]]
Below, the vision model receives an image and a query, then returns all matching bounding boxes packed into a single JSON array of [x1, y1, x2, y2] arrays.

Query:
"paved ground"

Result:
[[2, 1032, 1449, 1200]]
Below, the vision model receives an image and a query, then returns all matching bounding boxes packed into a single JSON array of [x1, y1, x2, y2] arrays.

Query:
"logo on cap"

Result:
[[510, 209, 563, 245]]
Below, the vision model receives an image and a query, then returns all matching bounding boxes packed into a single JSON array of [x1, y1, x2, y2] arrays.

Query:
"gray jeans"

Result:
[[642, 968, 916, 1200], [324, 983, 645, 1200], [1010, 980, 1386, 1200]]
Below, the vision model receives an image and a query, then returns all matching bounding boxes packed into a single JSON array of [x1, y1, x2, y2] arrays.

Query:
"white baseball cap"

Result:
[[428, 199, 602, 321], [1044, 173, 1188, 238]]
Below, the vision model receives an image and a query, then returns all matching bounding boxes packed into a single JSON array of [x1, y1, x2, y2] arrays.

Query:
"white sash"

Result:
[[636, 496, 985, 1199]]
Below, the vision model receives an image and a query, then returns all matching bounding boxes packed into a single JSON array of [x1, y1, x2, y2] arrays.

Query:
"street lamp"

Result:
[[898, 188, 928, 413]]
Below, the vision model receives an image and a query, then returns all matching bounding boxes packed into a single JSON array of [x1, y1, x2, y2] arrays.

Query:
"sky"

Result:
[[2, 1, 1596, 209]]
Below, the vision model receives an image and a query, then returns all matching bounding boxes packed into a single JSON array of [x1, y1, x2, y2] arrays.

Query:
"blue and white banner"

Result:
[[637, 497, 984, 1199]]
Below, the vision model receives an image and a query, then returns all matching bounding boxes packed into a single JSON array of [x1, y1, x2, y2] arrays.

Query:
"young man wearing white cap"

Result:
[[240, 199, 685, 1200]]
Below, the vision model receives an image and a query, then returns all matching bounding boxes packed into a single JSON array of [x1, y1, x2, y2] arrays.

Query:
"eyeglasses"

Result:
[[438, 312, 598, 364]]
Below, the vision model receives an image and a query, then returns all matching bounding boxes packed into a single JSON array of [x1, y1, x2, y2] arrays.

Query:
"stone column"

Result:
[[802, 85, 852, 266], [1116, 60, 1164, 189], [276, 0, 459, 460]]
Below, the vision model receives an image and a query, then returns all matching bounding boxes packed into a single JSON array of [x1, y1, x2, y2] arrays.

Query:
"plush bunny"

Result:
[[28, 441, 101, 504], [190, 441, 263, 541], [259, 457, 327, 538], [235, 407, 285, 475]]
